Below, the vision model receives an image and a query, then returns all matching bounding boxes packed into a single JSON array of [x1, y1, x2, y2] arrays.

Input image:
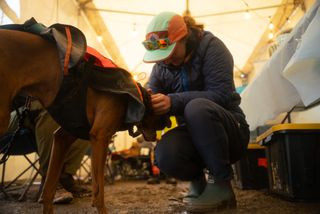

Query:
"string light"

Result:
[[268, 32, 274, 40], [267, 16, 274, 41], [244, 10, 251, 20], [268, 22, 274, 30], [286, 17, 291, 24], [240, 73, 247, 79], [131, 22, 137, 37], [241, 0, 251, 20], [97, 35, 103, 42]]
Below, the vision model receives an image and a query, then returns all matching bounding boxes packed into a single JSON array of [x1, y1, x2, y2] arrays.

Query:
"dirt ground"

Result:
[[0, 180, 320, 214]]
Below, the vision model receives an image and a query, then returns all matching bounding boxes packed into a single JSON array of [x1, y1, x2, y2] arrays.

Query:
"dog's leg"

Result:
[[86, 88, 125, 214], [90, 134, 109, 214], [41, 127, 76, 214]]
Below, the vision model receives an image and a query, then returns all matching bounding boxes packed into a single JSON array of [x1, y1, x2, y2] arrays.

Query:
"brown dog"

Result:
[[0, 29, 164, 214]]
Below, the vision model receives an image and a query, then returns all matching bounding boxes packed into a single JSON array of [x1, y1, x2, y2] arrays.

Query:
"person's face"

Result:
[[163, 39, 186, 67]]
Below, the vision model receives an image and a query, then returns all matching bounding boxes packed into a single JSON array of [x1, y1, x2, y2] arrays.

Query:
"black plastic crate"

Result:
[[257, 124, 320, 201], [233, 143, 269, 189]]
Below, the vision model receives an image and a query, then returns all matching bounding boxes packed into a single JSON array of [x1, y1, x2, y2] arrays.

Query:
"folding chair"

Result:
[[76, 140, 115, 185], [76, 147, 91, 183], [0, 128, 40, 201], [0, 107, 40, 201]]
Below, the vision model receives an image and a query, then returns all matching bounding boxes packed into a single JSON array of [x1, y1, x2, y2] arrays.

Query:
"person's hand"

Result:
[[150, 93, 171, 115]]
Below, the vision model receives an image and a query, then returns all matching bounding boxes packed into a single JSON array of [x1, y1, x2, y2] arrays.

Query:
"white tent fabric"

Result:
[[2, 0, 294, 80], [240, 0, 320, 130], [94, 0, 283, 74], [282, 3, 320, 106], [19, 0, 109, 57]]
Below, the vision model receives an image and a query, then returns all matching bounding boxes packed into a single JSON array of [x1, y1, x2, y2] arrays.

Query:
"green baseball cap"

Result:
[[143, 12, 188, 63]]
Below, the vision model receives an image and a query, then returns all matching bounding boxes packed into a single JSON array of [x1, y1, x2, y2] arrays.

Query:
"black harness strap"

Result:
[[0, 97, 31, 164]]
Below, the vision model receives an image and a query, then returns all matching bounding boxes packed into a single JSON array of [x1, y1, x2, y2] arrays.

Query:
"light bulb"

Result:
[[268, 32, 274, 39], [287, 18, 291, 24], [244, 10, 251, 20], [131, 23, 137, 37], [97, 35, 103, 42], [269, 22, 274, 30]]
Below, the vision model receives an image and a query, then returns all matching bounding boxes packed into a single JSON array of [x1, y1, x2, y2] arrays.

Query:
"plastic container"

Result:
[[256, 123, 320, 201], [233, 143, 269, 189]]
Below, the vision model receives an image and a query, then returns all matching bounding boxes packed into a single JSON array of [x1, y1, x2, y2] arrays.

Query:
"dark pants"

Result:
[[154, 98, 249, 182]]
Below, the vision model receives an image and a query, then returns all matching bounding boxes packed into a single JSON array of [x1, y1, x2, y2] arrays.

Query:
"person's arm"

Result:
[[168, 36, 235, 115], [148, 66, 172, 115], [148, 65, 166, 94]]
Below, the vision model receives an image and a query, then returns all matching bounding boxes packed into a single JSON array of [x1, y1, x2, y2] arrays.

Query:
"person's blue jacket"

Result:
[[148, 31, 248, 126]]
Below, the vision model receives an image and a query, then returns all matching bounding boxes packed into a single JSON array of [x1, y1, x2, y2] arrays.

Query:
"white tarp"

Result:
[[282, 5, 320, 106], [240, 0, 320, 130]]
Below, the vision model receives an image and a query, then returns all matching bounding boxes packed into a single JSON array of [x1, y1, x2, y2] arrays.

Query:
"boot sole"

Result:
[[185, 199, 237, 213], [183, 195, 199, 204]]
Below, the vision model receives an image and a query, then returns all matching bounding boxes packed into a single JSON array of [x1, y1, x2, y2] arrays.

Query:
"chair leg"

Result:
[[105, 154, 114, 184], [24, 155, 40, 174], [76, 155, 91, 182], [0, 155, 40, 201], [18, 166, 40, 201], [21, 155, 41, 200], [0, 162, 11, 199], [4, 159, 38, 190]]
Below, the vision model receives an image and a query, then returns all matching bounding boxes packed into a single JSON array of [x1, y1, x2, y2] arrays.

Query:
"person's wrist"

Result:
[[167, 94, 174, 114]]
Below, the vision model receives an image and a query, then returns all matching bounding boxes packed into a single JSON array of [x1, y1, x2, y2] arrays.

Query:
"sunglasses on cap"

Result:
[[142, 38, 171, 50]]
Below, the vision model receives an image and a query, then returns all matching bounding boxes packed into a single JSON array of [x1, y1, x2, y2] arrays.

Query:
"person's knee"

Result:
[[184, 98, 221, 123]]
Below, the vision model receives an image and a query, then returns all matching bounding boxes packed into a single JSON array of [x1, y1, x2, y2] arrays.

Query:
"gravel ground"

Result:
[[0, 180, 320, 214]]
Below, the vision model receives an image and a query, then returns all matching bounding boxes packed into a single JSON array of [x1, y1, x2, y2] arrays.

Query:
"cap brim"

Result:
[[143, 43, 176, 63]]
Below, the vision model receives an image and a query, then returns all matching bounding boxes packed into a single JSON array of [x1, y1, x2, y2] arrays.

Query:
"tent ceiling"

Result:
[[83, 0, 295, 77], [1, 0, 302, 82]]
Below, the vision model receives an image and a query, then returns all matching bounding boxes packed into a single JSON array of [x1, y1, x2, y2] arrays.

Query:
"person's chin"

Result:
[[167, 64, 182, 69], [171, 61, 184, 67]]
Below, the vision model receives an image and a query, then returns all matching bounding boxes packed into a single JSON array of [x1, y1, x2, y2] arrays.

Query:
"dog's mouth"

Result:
[[136, 123, 156, 142]]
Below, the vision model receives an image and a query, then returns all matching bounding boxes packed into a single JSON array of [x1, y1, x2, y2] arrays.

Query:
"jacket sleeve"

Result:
[[148, 65, 166, 94], [168, 36, 235, 115]]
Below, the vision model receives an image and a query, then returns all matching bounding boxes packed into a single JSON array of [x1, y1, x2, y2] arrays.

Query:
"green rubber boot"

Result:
[[182, 173, 207, 204], [185, 179, 236, 212]]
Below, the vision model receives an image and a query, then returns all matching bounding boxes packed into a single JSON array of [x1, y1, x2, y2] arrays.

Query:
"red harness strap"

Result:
[[85, 46, 117, 68], [63, 26, 72, 75], [133, 81, 144, 103], [85, 46, 144, 103]]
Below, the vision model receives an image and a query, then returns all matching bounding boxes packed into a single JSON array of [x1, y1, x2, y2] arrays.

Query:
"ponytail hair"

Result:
[[183, 15, 204, 33], [182, 15, 203, 56]]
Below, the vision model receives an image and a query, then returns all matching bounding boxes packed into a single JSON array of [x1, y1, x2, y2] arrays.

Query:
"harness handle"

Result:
[[63, 26, 72, 75]]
